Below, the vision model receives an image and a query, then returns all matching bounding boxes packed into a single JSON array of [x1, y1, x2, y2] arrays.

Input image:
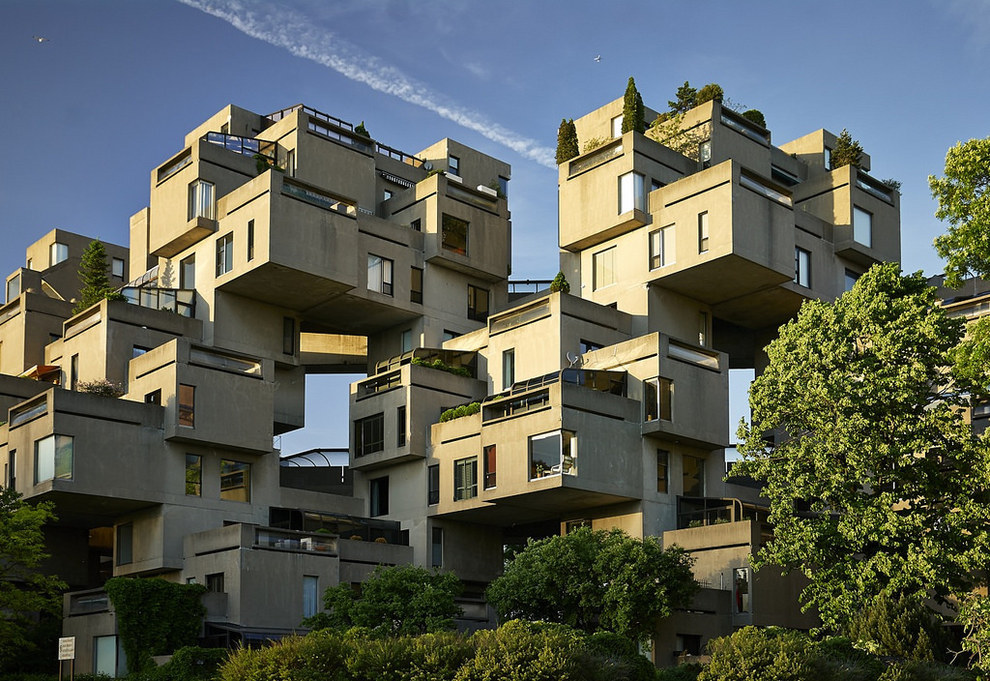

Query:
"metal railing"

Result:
[[120, 287, 195, 318], [203, 132, 277, 163]]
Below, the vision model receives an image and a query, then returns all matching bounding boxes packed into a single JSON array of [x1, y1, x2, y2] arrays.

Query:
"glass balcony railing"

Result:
[[120, 287, 195, 318], [254, 527, 337, 554], [203, 132, 277, 164]]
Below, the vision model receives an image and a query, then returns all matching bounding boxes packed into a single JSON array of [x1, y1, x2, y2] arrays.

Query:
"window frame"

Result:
[[354, 413, 385, 457], [447, 154, 460, 176], [178, 384, 195, 427], [219, 459, 251, 502], [618, 171, 645, 214], [853, 206, 873, 247], [649, 225, 675, 269], [185, 454, 202, 496], [657, 449, 670, 493], [50, 242, 68, 267], [188, 179, 215, 221], [483, 444, 497, 489], [34, 434, 73, 484], [215, 232, 234, 277], [370, 476, 389, 516], [528, 430, 577, 480], [644, 377, 673, 422], [441, 214, 469, 256], [593, 247, 616, 290], [367, 254, 394, 296], [410, 266, 423, 304], [794, 247, 811, 288], [453, 457, 478, 501], [698, 212, 709, 253], [428, 464, 440, 505], [502, 348, 515, 391], [467, 284, 489, 322]]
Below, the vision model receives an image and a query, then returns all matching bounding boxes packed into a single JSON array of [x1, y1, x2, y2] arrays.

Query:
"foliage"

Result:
[[304, 564, 462, 637], [882, 178, 902, 191], [252, 153, 284, 175], [701, 627, 814, 681], [842, 594, 948, 662], [76, 378, 124, 398], [740, 109, 767, 129], [830, 128, 864, 169], [657, 663, 702, 681], [584, 630, 659, 681], [549, 271, 571, 294], [439, 402, 481, 423], [103, 577, 206, 674], [557, 118, 580, 164], [486, 526, 697, 643], [0, 488, 65, 672], [74, 240, 125, 313], [354, 121, 371, 139], [127, 646, 228, 681], [583, 136, 611, 153], [957, 593, 990, 675], [457, 620, 597, 681], [734, 263, 990, 632], [621, 77, 646, 134], [646, 112, 708, 158], [695, 83, 724, 106], [929, 137, 990, 287], [669, 81, 698, 115], [410, 356, 472, 378]]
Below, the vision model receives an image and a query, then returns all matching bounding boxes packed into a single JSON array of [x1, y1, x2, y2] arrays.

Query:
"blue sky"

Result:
[[2, 0, 988, 452]]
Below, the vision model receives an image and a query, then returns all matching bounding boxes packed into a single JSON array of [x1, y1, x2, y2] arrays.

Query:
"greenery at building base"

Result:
[[829, 128, 864, 169], [74, 239, 126, 314], [734, 263, 990, 634], [841, 594, 948, 661], [0, 488, 66, 673], [103, 577, 206, 674], [929, 136, 990, 287], [125, 646, 228, 681], [622, 77, 646, 134], [557, 118, 579, 164], [485, 527, 698, 644], [439, 402, 481, 423], [304, 563, 463, 637], [549, 270, 571, 293], [410, 356, 472, 377]]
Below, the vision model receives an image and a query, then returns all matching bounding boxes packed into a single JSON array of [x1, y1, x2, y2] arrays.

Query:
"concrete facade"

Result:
[[1, 92, 900, 674]]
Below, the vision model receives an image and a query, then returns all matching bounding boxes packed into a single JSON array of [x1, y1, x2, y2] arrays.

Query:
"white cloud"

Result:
[[178, 0, 556, 168]]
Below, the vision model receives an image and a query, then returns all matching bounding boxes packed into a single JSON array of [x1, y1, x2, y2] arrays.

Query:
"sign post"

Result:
[[57, 636, 75, 681]]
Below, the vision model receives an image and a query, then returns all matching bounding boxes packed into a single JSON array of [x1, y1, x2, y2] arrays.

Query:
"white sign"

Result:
[[58, 636, 75, 661]]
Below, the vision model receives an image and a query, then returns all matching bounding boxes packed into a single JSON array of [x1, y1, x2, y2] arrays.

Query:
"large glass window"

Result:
[[180, 255, 195, 289], [698, 212, 709, 253], [467, 285, 489, 321], [5, 274, 20, 302], [441, 214, 468, 255], [644, 378, 673, 422], [611, 115, 623, 138], [93, 635, 117, 677], [185, 454, 201, 496], [116, 523, 133, 566], [34, 434, 73, 484], [247, 220, 255, 261], [618, 172, 645, 214], [178, 384, 195, 427], [484, 444, 497, 489], [854, 206, 873, 247], [593, 247, 615, 290], [188, 179, 215, 220], [302, 575, 319, 619], [454, 457, 478, 500], [794, 247, 811, 288], [650, 225, 675, 269], [682, 454, 705, 497], [220, 459, 250, 502], [367, 255, 394, 296], [529, 430, 577, 480], [215, 232, 233, 277], [50, 242, 68, 266], [354, 413, 384, 457], [370, 476, 389, 516]]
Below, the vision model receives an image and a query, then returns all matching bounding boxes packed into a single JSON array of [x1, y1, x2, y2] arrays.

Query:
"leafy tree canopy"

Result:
[[0, 488, 65, 669], [75, 239, 124, 314], [556, 118, 579, 165], [734, 263, 990, 632], [669, 80, 698, 115], [304, 563, 462, 637], [930, 137, 990, 288], [830, 128, 864, 169], [695, 82, 724, 106], [740, 109, 767, 129], [485, 526, 697, 643]]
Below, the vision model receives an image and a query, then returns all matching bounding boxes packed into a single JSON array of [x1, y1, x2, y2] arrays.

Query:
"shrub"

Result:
[[695, 83, 724, 106], [740, 109, 767, 129], [355, 121, 372, 139], [456, 620, 596, 681], [842, 594, 949, 662], [77, 379, 124, 398], [657, 663, 702, 681], [583, 136, 611, 153], [439, 402, 480, 423], [700, 626, 813, 681], [585, 631, 658, 681], [128, 646, 228, 681], [410, 357, 472, 378], [549, 271, 571, 294]]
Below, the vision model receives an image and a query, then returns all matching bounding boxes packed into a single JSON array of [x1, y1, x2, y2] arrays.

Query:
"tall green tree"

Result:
[[486, 527, 697, 643], [621, 77, 645, 134], [930, 137, 990, 288], [734, 263, 990, 632], [829, 128, 864, 169], [669, 80, 698, 115], [75, 239, 124, 313], [0, 488, 65, 670], [304, 563, 462, 636], [556, 118, 579, 164]]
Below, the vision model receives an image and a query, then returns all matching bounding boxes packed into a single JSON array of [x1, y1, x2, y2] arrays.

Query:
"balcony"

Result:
[[203, 131, 278, 165], [120, 286, 195, 318]]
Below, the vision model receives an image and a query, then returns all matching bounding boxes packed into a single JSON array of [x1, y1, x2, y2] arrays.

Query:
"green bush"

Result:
[[695, 83, 724, 106], [657, 663, 701, 681], [842, 594, 949, 662], [876, 660, 975, 681], [740, 109, 766, 129], [439, 402, 480, 423], [455, 620, 595, 681], [410, 357, 472, 378], [585, 631, 658, 681], [700, 627, 813, 681], [549, 271, 571, 294]]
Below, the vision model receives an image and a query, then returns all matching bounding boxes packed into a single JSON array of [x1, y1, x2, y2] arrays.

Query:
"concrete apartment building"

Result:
[[0, 92, 900, 673]]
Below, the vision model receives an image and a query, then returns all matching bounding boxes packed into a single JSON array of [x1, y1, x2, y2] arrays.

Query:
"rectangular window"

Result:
[[370, 476, 389, 516], [454, 457, 478, 501], [367, 254, 394, 296], [400, 329, 412, 354], [593, 247, 615, 290], [441, 214, 468, 255], [286, 149, 295, 177], [529, 430, 577, 480], [185, 454, 201, 496], [428, 464, 440, 505], [845, 269, 859, 292], [50, 242, 68, 266], [283, 317, 295, 355], [7, 451, 15, 490], [484, 444, 497, 489], [853, 206, 873, 247], [70, 354, 79, 391], [644, 378, 673, 421], [683, 454, 705, 497], [216, 232, 234, 277], [734, 567, 750, 613], [794, 247, 811, 288], [354, 413, 384, 457], [611, 115, 623, 138], [580, 339, 603, 353], [410, 267, 423, 304], [188, 179, 215, 220], [618, 172, 645, 214], [93, 635, 117, 678], [111, 257, 125, 279], [657, 449, 669, 493], [431, 526, 443, 568], [448, 154, 460, 176], [698, 311, 709, 347], [178, 384, 195, 427], [650, 225, 675, 269], [303, 576, 319, 619], [247, 219, 255, 261], [34, 434, 73, 484], [145, 389, 161, 405], [498, 176, 509, 197], [467, 285, 489, 322], [116, 523, 133, 566], [206, 572, 225, 593], [180, 255, 195, 289], [502, 349, 515, 391], [699, 140, 712, 169], [698, 212, 709, 253], [410, 218, 422, 232], [5, 275, 19, 302], [397, 406, 406, 447], [220, 459, 250, 502]]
